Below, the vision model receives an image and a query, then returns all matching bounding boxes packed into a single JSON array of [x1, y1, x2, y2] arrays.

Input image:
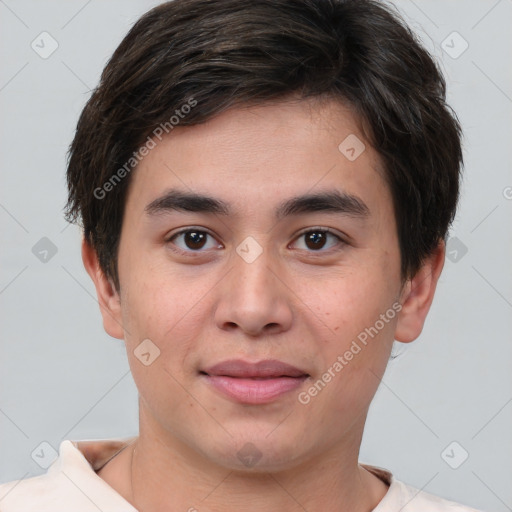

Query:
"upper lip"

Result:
[[202, 359, 309, 378]]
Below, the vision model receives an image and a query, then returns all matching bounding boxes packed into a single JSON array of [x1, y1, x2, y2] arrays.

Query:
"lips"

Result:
[[202, 359, 308, 379], [201, 359, 309, 404]]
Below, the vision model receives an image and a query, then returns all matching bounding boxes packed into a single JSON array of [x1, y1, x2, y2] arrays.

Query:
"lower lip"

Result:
[[203, 375, 308, 404]]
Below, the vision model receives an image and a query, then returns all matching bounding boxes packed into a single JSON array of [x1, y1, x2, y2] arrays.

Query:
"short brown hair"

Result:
[[64, 0, 463, 291]]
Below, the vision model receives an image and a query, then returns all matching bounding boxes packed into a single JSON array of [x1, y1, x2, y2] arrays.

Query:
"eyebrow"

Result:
[[144, 189, 370, 220]]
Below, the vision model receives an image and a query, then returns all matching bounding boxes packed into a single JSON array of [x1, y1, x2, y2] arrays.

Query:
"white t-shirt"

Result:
[[0, 438, 483, 511]]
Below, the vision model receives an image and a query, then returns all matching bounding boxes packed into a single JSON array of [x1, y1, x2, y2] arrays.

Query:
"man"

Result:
[[0, 0, 482, 510]]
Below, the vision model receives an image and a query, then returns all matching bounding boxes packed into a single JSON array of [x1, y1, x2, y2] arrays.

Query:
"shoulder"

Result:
[[0, 462, 80, 511], [0, 439, 137, 512], [0, 471, 54, 509], [361, 463, 484, 512], [391, 479, 484, 512]]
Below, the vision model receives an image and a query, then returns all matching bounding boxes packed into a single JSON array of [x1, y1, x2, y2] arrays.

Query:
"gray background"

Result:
[[0, 1, 511, 510]]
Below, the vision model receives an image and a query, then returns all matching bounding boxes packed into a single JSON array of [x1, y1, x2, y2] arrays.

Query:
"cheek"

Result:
[[119, 275, 204, 424], [118, 245, 184, 340], [308, 318, 396, 433], [119, 262, 214, 384], [308, 267, 394, 334], [121, 279, 191, 352], [305, 270, 397, 386]]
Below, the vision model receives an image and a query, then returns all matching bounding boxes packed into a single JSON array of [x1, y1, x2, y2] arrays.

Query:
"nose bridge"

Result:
[[214, 237, 293, 335], [229, 238, 278, 307]]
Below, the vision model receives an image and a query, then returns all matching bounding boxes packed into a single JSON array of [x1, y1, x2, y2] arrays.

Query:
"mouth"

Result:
[[200, 359, 310, 404]]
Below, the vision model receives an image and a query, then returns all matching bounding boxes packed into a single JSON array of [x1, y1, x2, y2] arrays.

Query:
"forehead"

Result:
[[124, 97, 391, 225]]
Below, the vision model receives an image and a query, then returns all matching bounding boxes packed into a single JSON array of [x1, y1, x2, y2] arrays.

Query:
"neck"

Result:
[[98, 400, 388, 512], [98, 423, 388, 511]]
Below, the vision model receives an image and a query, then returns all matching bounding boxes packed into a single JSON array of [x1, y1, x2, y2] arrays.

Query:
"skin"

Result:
[[83, 96, 445, 511]]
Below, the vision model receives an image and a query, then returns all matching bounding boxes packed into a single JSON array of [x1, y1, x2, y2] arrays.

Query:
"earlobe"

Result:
[[394, 240, 446, 343], [81, 236, 125, 340]]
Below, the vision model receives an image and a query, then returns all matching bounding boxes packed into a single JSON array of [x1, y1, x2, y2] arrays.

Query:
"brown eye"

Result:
[[291, 229, 344, 253], [183, 231, 207, 250], [168, 229, 221, 252], [304, 231, 328, 250]]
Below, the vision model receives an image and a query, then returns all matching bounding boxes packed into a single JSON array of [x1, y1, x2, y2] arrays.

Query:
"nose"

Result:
[[213, 245, 293, 337]]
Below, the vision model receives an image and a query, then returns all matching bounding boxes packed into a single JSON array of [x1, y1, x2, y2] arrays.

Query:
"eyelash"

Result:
[[165, 227, 346, 256]]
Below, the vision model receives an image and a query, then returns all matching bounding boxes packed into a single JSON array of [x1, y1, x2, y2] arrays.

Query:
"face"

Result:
[[87, 97, 440, 472]]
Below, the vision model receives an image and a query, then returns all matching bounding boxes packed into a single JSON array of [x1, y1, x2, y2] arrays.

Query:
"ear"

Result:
[[81, 235, 125, 340], [394, 240, 446, 343]]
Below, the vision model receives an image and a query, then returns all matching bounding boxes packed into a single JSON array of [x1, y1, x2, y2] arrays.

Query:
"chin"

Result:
[[197, 429, 310, 473]]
